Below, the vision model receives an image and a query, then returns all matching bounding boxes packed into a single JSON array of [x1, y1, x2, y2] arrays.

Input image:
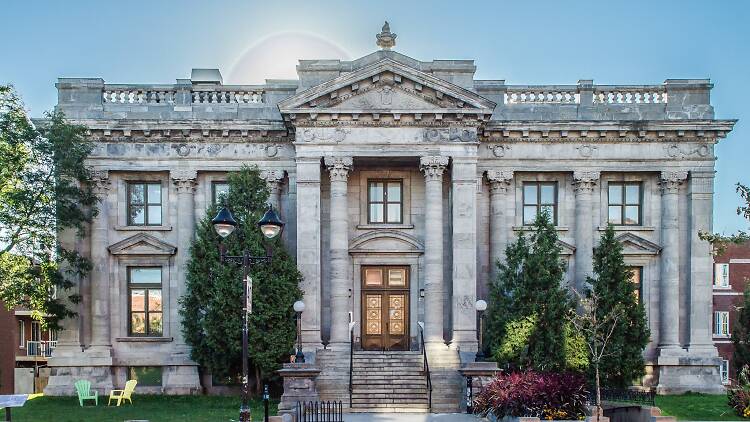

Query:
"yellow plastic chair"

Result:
[[107, 379, 137, 406]]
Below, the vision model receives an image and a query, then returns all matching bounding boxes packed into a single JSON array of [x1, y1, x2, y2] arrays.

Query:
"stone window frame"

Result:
[[116, 172, 171, 231], [367, 179, 404, 224], [357, 170, 413, 229], [197, 172, 228, 221], [114, 255, 172, 340], [598, 174, 655, 231], [522, 181, 558, 225], [126, 182, 163, 226], [627, 265, 644, 304], [513, 173, 568, 229], [127, 267, 164, 337], [607, 181, 643, 226], [622, 256, 655, 326], [211, 181, 230, 206]]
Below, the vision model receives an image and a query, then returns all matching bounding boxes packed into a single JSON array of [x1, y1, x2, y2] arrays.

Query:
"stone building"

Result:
[[44, 25, 736, 407]]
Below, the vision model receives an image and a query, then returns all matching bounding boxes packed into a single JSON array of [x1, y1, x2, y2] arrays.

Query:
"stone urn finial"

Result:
[[376, 21, 397, 50]]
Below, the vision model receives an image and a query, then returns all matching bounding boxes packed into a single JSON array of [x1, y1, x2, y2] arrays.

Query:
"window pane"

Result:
[[608, 206, 622, 224], [624, 206, 640, 225], [365, 269, 383, 286], [130, 205, 145, 225], [213, 183, 229, 205], [540, 185, 555, 204], [523, 206, 537, 225], [387, 182, 401, 202], [370, 204, 384, 223], [608, 184, 623, 205], [147, 184, 161, 205], [540, 205, 555, 222], [130, 289, 146, 311], [130, 268, 162, 284], [147, 205, 162, 225], [369, 182, 384, 202], [149, 313, 163, 336], [388, 269, 406, 287], [131, 312, 146, 334], [148, 289, 162, 311], [625, 184, 640, 204], [387, 204, 401, 223], [523, 185, 538, 205], [129, 184, 144, 205], [129, 367, 162, 386]]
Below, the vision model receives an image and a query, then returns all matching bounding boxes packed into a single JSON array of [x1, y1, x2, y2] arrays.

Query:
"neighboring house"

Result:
[[0, 302, 15, 394], [713, 241, 750, 384], [43, 23, 736, 407]]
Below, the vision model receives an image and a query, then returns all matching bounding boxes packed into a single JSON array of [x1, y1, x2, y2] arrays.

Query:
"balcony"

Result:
[[25, 340, 57, 357]]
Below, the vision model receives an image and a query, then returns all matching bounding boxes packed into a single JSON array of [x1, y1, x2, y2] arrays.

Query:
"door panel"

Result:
[[361, 266, 409, 351]]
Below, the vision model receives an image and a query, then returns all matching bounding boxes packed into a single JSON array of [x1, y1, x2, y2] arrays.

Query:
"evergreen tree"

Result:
[[486, 211, 581, 371], [180, 166, 302, 393], [588, 225, 650, 387], [732, 284, 750, 377]]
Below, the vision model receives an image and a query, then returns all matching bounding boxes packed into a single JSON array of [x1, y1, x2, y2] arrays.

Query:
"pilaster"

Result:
[[486, 170, 513, 280], [573, 170, 599, 291]]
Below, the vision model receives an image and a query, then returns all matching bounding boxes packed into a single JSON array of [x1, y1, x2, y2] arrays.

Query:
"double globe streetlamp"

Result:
[[212, 204, 284, 422]]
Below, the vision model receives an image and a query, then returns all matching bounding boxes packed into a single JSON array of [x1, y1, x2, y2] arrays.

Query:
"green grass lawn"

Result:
[[655, 393, 745, 421], [6, 394, 278, 422]]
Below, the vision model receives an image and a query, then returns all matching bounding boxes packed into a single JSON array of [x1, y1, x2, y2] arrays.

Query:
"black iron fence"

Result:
[[295, 401, 343, 422], [589, 388, 656, 406]]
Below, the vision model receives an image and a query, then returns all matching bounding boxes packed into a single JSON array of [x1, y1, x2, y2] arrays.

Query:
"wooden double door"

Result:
[[361, 266, 410, 351]]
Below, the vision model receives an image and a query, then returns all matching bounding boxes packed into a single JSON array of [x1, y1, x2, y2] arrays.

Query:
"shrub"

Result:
[[728, 365, 750, 419], [473, 371, 588, 420]]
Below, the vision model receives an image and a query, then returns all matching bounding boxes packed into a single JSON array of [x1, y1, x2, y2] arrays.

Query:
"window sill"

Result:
[[713, 335, 730, 339], [116, 337, 173, 343], [115, 225, 172, 231], [597, 226, 655, 231], [713, 285, 732, 290], [513, 226, 569, 232], [357, 224, 414, 230]]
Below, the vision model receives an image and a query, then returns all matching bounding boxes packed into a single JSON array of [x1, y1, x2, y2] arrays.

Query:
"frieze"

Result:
[[89, 142, 295, 160], [294, 126, 479, 145], [665, 143, 711, 158]]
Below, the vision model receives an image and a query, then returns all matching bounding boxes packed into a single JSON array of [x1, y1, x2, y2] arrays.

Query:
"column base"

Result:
[[163, 365, 203, 395], [656, 350, 724, 394], [44, 344, 114, 396]]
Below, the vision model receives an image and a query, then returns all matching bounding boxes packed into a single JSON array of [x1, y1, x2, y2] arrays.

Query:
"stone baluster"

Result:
[[171, 169, 197, 348], [573, 171, 600, 291], [420, 156, 449, 344], [486, 170, 514, 280], [658, 171, 688, 351], [324, 156, 353, 347], [89, 170, 112, 351], [296, 157, 323, 347], [260, 169, 285, 212]]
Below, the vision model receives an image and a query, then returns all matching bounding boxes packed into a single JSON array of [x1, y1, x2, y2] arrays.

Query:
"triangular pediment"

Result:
[[615, 232, 661, 256], [279, 58, 496, 115], [108, 233, 177, 256], [558, 239, 576, 256]]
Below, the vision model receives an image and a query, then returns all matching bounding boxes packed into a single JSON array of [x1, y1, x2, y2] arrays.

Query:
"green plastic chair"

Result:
[[74, 379, 98, 406]]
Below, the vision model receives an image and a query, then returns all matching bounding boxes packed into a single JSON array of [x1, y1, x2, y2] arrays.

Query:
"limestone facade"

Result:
[[44, 31, 736, 401]]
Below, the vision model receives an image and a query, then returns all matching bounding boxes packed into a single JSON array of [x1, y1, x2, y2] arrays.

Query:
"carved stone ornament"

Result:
[[419, 156, 449, 181], [324, 156, 353, 182], [90, 170, 111, 194], [576, 144, 597, 158], [572, 170, 600, 194], [486, 170, 514, 193], [171, 169, 197, 193], [265, 144, 279, 157], [423, 128, 477, 143], [260, 169, 285, 183], [376, 21, 397, 50], [659, 171, 688, 194], [488, 144, 510, 157], [299, 127, 349, 143]]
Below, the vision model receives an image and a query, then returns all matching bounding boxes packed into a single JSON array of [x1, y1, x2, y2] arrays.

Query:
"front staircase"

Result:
[[349, 350, 430, 413]]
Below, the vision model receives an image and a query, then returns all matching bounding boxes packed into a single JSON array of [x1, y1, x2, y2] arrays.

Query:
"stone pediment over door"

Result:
[[279, 58, 496, 123], [615, 232, 662, 256], [108, 233, 177, 256], [349, 230, 424, 256]]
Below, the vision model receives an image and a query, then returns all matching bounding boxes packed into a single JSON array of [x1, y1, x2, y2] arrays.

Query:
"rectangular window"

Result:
[[714, 263, 730, 288], [30, 321, 41, 342], [128, 267, 163, 337], [714, 311, 730, 336], [128, 366, 162, 386], [212, 182, 229, 206], [18, 320, 24, 348], [608, 182, 642, 225], [368, 180, 402, 224], [720, 360, 730, 384], [127, 182, 162, 226], [628, 266, 643, 303], [523, 182, 557, 225]]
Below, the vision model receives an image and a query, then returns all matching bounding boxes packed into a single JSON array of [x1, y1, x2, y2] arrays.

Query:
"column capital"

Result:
[[260, 169, 285, 183], [90, 170, 111, 194], [660, 171, 688, 194], [486, 169, 513, 193], [573, 170, 600, 194], [420, 155, 449, 181], [324, 156, 353, 182], [171, 169, 197, 193]]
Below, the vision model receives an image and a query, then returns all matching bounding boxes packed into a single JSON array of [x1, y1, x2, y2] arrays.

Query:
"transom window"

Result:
[[368, 180, 402, 224], [128, 267, 163, 337], [714, 263, 730, 288], [127, 182, 162, 226], [212, 182, 229, 206], [523, 182, 557, 225], [714, 311, 730, 337], [608, 182, 642, 225]]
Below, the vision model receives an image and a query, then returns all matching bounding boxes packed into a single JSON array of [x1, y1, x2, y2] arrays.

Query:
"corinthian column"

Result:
[[171, 169, 197, 349], [487, 170, 513, 280], [324, 156, 353, 346], [420, 156, 449, 344], [89, 170, 112, 352], [260, 169, 285, 212], [573, 171, 600, 291], [659, 171, 687, 351]]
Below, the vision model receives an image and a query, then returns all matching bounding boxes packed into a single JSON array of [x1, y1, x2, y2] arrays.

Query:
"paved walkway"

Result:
[[344, 413, 485, 422]]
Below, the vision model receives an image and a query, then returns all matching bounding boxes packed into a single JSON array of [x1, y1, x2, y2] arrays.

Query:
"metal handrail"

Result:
[[418, 324, 433, 411], [348, 326, 354, 408]]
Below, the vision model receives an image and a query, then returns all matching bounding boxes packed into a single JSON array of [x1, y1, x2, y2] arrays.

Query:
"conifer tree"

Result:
[[180, 166, 302, 393], [732, 284, 750, 377], [588, 225, 650, 387]]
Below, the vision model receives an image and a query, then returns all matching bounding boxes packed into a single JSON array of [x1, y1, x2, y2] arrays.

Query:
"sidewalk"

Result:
[[344, 413, 484, 422]]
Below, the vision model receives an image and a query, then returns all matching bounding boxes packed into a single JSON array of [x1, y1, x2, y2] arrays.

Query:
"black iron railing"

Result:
[[348, 326, 354, 408], [418, 324, 433, 411], [589, 388, 656, 406], [295, 401, 343, 422]]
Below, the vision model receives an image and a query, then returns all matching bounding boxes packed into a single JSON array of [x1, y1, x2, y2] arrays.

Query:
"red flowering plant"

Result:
[[473, 371, 588, 420], [728, 365, 750, 419]]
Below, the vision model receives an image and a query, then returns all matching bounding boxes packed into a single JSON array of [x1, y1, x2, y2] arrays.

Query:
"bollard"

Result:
[[263, 384, 270, 422], [466, 376, 473, 414]]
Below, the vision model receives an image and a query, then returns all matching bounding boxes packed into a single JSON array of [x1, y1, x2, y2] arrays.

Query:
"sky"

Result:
[[1, 0, 749, 233]]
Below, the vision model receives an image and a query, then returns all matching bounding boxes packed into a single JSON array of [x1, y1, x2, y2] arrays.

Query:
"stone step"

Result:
[[349, 407, 430, 413], [351, 392, 428, 398], [351, 398, 428, 404]]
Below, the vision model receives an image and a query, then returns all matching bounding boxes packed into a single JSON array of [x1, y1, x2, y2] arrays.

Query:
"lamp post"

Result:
[[293, 300, 306, 363], [212, 204, 284, 422], [475, 299, 487, 361]]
